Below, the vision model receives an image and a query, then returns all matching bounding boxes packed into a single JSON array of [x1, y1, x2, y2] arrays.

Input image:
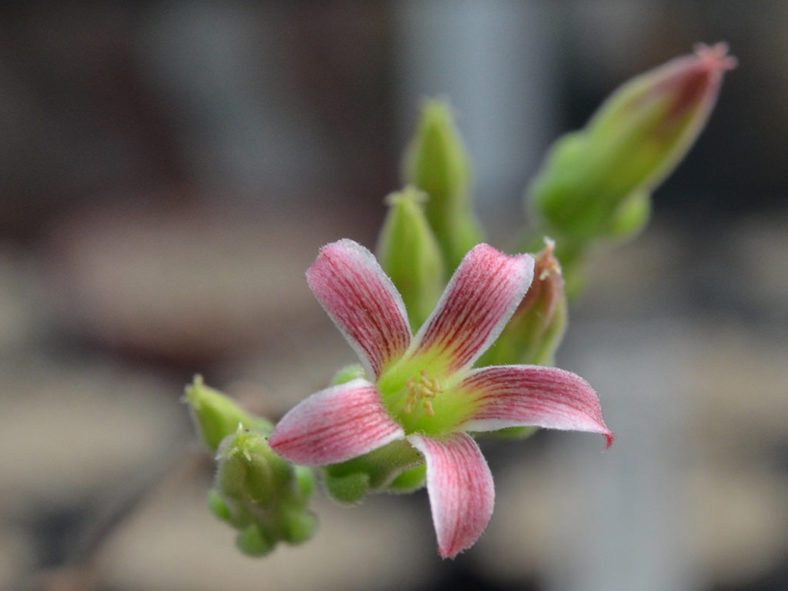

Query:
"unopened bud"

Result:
[[377, 187, 445, 329], [323, 439, 422, 504], [480, 239, 567, 366], [212, 426, 317, 555], [529, 43, 735, 241], [331, 363, 367, 386], [183, 375, 273, 452], [403, 99, 483, 270]]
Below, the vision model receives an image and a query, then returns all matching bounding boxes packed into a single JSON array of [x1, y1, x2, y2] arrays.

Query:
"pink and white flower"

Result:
[[269, 239, 613, 558]]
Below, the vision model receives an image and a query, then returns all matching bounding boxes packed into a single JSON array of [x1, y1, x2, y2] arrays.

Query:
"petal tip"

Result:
[[603, 431, 615, 450]]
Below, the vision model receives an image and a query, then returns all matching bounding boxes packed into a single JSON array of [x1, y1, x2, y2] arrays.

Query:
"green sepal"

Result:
[[377, 187, 445, 330]]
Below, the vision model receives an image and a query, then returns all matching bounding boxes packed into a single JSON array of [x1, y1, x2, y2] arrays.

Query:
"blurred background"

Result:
[[1, 1, 786, 590]]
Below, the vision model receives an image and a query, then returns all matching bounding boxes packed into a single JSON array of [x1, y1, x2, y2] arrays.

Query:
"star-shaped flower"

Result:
[[269, 239, 612, 558]]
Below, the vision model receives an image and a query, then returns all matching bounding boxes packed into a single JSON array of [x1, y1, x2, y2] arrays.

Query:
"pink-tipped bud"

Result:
[[641, 42, 736, 131], [530, 43, 736, 242], [480, 239, 567, 366]]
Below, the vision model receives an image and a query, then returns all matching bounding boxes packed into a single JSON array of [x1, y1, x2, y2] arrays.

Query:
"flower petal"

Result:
[[407, 433, 494, 559], [410, 244, 534, 373], [269, 378, 404, 465], [459, 365, 614, 448], [307, 239, 412, 378]]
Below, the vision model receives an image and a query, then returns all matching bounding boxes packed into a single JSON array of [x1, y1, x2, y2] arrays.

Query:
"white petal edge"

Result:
[[306, 239, 412, 379], [408, 432, 495, 559], [269, 378, 405, 465]]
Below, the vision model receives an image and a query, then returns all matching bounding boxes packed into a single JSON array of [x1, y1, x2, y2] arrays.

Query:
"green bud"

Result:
[[280, 507, 318, 544], [480, 239, 568, 366], [377, 187, 445, 330], [386, 464, 426, 493], [323, 470, 370, 505], [403, 99, 483, 270], [331, 364, 367, 386], [322, 439, 422, 504], [529, 43, 735, 242], [211, 426, 317, 554], [207, 489, 232, 523], [183, 375, 273, 452], [236, 523, 274, 557]]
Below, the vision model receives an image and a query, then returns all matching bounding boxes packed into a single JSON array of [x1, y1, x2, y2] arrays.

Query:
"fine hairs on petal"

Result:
[[458, 365, 614, 448], [306, 239, 412, 379], [269, 378, 405, 466], [408, 433, 495, 559], [410, 244, 535, 372]]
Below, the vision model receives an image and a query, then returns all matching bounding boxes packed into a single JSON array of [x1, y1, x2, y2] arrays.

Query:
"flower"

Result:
[[269, 239, 613, 558]]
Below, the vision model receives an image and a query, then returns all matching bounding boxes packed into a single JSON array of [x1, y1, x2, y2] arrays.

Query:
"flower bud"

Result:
[[377, 187, 445, 329], [403, 99, 483, 270], [331, 363, 366, 386], [480, 239, 567, 366], [212, 426, 317, 555], [322, 439, 422, 504], [529, 43, 735, 241], [386, 464, 426, 493], [183, 375, 273, 452]]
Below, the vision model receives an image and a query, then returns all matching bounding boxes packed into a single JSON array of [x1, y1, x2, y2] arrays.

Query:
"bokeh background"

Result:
[[1, 2, 786, 590]]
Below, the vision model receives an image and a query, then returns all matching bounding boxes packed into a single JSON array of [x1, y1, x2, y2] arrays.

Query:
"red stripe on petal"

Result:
[[408, 433, 494, 559], [459, 366, 613, 448], [411, 244, 534, 372], [307, 239, 411, 378], [269, 378, 405, 465]]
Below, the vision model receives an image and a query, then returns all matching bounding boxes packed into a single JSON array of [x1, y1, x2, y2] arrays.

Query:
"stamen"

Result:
[[402, 370, 443, 417]]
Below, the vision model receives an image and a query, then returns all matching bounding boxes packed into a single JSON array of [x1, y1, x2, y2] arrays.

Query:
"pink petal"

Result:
[[459, 365, 614, 448], [410, 244, 534, 373], [307, 239, 411, 378], [269, 378, 404, 465], [408, 433, 494, 559]]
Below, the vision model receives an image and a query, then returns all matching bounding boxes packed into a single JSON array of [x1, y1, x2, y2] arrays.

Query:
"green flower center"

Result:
[[378, 360, 474, 436]]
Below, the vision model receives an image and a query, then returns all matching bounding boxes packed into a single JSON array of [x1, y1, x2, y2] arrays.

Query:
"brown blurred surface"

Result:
[[1, 3, 786, 590]]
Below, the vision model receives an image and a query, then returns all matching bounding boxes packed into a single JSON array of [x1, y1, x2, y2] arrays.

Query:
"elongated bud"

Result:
[[377, 187, 445, 330], [480, 239, 567, 367], [183, 375, 273, 452], [529, 43, 736, 241], [403, 99, 483, 270], [212, 426, 317, 556]]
